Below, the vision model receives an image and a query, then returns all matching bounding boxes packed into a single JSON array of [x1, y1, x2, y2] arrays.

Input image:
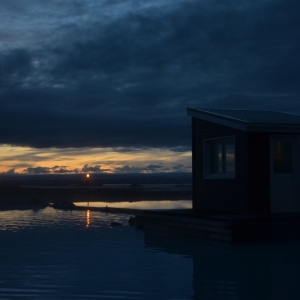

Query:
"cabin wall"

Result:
[[192, 118, 249, 214], [247, 132, 271, 214]]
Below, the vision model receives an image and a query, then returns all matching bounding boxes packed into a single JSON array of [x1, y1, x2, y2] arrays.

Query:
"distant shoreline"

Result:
[[0, 186, 192, 208]]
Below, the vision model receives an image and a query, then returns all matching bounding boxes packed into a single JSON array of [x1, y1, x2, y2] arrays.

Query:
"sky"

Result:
[[0, 0, 299, 174]]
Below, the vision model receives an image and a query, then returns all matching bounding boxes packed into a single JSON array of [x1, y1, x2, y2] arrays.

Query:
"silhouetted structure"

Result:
[[187, 108, 300, 214], [134, 109, 300, 242]]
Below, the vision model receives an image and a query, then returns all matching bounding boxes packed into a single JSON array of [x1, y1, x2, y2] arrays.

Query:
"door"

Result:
[[270, 135, 300, 213]]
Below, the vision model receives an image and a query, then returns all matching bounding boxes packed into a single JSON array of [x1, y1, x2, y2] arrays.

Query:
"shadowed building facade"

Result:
[[132, 108, 300, 242], [187, 108, 300, 215]]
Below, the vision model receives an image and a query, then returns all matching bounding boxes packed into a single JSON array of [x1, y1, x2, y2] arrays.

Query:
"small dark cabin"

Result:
[[187, 108, 300, 215]]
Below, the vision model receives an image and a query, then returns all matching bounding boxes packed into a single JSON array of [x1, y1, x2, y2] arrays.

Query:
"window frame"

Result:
[[203, 136, 236, 179]]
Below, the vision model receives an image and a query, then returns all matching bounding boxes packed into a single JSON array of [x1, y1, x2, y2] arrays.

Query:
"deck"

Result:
[[131, 210, 300, 243], [53, 203, 300, 243]]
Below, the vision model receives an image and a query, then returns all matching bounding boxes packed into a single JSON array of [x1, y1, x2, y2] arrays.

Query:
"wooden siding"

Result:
[[192, 118, 249, 214]]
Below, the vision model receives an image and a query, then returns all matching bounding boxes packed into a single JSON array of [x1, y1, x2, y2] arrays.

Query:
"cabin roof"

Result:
[[187, 108, 300, 132]]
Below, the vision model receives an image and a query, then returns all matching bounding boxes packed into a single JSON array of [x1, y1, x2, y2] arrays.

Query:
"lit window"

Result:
[[204, 137, 235, 178]]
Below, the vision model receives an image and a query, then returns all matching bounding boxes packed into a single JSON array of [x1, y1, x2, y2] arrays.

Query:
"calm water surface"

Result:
[[0, 207, 300, 299]]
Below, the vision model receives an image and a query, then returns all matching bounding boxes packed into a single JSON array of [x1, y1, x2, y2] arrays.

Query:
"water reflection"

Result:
[[86, 210, 90, 227], [1, 208, 299, 299], [0, 208, 193, 299], [75, 200, 192, 210], [144, 232, 300, 300], [0, 207, 129, 231]]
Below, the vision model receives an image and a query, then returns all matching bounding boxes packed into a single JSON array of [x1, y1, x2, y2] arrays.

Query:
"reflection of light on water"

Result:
[[75, 200, 192, 210], [86, 210, 90, 227], [0, 207, 130, 232], [0, 208, 194, 299], [0, 208, 300, 299]]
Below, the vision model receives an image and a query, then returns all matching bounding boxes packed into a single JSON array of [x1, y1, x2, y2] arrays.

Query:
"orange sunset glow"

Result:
[[0, 144, 191, 174]]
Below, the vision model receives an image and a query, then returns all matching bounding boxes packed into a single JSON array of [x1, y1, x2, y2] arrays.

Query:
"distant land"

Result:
[[0, 172, 192, 187], [0, 173, 192, 207]]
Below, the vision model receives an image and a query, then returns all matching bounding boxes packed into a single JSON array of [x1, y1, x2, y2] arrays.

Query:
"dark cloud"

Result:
[[146, 164, 163, 170], [0, 49, 32, 88], [25, 165, 79, 174], [172, 164, 184, 170], [1, 168, 16, 175], [51, 166, 78, 174], [115, 165, 137, 173], [81, 164, 104, 173], [115, 164, 163, 173], [26, 167, 51, 175], [172, 164, 192, 172], [1, 0, 300, 149]]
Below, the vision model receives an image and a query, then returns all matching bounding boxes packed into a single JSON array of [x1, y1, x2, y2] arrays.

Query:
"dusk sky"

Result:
[[1, 0, 300, 174]]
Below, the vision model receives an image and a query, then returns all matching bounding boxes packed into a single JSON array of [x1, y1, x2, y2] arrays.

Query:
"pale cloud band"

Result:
[[0, 145, 191, 174]]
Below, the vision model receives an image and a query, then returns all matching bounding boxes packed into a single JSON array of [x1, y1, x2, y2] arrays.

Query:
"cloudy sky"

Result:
[[0, 0, 299, 174]]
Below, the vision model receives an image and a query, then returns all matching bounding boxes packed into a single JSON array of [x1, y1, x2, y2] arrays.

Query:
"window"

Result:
[[204, 137, 235, 178], [273, 141, 293, 174]]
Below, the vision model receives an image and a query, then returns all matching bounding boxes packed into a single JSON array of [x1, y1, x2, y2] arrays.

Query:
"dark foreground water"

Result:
[[0, 207, 300, 300]]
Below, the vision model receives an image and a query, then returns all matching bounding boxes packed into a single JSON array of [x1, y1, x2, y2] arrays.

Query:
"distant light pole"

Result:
[[86, 173, 90, 188]]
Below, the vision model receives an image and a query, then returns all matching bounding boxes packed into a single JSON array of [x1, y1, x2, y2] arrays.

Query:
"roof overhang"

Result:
[[187, 107, 300, 133]]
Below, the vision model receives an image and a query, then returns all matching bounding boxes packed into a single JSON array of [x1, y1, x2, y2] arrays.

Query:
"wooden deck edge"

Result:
[[144, 224, 232, 242], [145, 219, 232, 235], [144, 212, 232, 228]]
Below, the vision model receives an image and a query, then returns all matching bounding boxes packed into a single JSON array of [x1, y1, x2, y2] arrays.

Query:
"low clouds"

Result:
[[0, 144, 191, 174], [82, 164, 106, 173], [115, 163, 190, 173], [0, 0, 300, 150], [25, 166, 79, 175], [2, 168, 16, 175], [115, 164, 163, 173], [23, 163, 168, 174], [26, 167, 51, 175]]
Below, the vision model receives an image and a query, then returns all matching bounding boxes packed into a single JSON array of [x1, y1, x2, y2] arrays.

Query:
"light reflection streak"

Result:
[[86, 210, 90, 227], [0, 207, 129, 231]]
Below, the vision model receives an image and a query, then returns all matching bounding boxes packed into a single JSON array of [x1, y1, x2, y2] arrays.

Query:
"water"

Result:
[[0, 208, 300, 299], [0, 208, 193, 299], [75, 200, 192, 210]]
